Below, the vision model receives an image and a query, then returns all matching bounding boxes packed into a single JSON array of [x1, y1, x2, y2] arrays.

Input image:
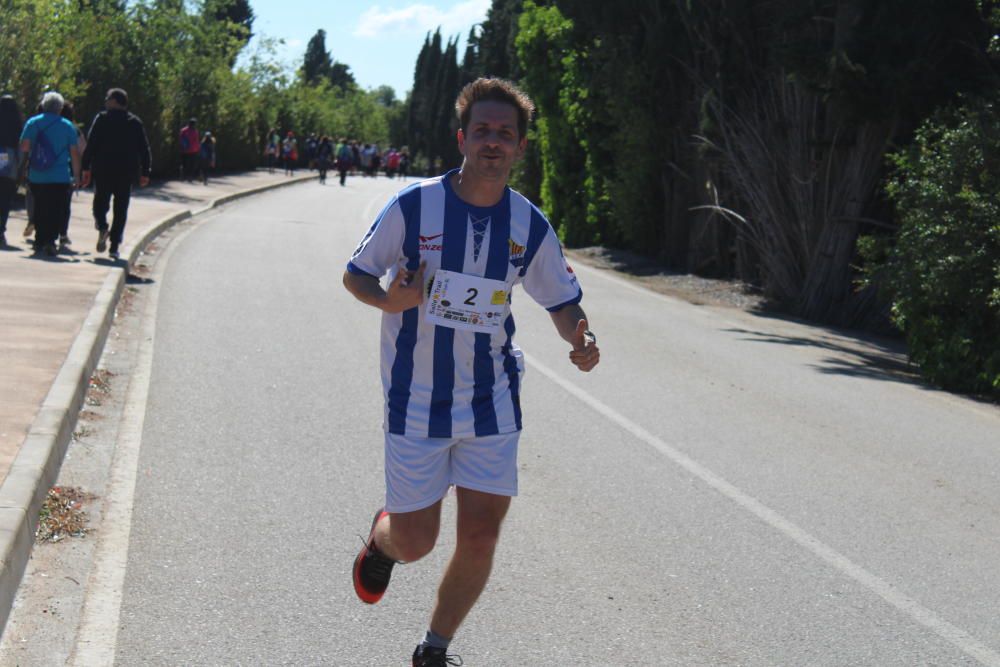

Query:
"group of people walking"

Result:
[[0, 87, 229, 259], [0, 88, 151, 258], [179, 118, 217, 184], [262, 128, 409, 186]]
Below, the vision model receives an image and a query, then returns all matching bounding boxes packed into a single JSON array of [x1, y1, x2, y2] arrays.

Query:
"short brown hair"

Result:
[[455, 77, 535, 138]]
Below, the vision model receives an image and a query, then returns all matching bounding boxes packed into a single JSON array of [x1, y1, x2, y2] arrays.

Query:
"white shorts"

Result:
[[384, 431, 520, 513]]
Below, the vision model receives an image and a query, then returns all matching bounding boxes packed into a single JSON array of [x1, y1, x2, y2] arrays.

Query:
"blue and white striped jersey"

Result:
[[347, 169, 583, 438]]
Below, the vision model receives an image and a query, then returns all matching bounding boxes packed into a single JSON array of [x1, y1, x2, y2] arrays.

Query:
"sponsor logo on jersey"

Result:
[[419, 232, 443, 251], [508, 238, 526, 267]]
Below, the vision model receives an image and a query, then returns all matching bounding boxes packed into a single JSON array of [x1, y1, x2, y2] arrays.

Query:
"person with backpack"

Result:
[[264, 128, 280, 173], [316, 135, 333, 184], [17, 92, 81, 257], [80, 87, 152, 260], [335, 138, 352, 186], [385, 147, 400, 178], [179, 118, 200, 182], [305, 133, 318, 170], [199, 131, 216, 185], [282, 131, 298, 176], [398, 147, 410, 180], [0, 95, 23, 248]]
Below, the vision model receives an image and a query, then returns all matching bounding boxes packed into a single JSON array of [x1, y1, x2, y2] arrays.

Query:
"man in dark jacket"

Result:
[[81, 88, 151, 260]]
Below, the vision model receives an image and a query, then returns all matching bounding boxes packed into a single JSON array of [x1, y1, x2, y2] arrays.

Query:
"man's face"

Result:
[[457, 100, 526, 182]]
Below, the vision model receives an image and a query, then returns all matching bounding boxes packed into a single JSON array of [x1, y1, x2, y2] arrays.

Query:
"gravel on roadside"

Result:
[[567, 246, 765, 311]]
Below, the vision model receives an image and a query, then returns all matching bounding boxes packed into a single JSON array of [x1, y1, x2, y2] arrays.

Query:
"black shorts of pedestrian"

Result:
[[29, 182, 70, 254], [92, 171, 132, 251]]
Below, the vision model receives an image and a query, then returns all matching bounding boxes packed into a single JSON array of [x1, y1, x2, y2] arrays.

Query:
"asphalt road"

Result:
[[16, 176, 1000, 666]]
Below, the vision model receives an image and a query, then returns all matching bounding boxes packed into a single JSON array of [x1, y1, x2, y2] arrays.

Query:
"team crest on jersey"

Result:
[[508, 239, 526, 267]]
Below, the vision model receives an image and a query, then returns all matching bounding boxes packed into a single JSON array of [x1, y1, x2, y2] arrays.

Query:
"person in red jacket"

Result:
[[179, 118, 200, 182]]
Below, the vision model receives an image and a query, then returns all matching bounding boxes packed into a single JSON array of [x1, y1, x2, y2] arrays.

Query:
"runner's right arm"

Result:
[[343, 262, 425, 313]]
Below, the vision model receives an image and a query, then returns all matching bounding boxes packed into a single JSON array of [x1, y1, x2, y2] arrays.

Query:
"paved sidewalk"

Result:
[[0, 169, 314, 632]]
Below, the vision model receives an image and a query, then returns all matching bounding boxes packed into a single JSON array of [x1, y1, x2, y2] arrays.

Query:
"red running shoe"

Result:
[[352, 508, 395, 604]]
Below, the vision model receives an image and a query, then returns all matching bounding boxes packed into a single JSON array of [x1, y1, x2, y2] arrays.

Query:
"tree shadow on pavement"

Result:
[[721, 317, 920, 386], [127, 172, 266, 206], [128, 181, 202, 205]]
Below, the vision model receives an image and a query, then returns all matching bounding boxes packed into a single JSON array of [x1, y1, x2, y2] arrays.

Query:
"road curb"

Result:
[[0, 172, 314, 635]]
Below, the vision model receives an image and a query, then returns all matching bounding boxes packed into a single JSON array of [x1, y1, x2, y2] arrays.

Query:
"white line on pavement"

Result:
[[525, 353, 1000, 667]]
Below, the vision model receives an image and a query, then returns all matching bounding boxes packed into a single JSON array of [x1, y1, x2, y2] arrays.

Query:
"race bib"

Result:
[[425, 269, 509, 334]]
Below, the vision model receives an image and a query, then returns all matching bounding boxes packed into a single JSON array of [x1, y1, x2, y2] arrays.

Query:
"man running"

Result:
[[343, 77, 600, 666]]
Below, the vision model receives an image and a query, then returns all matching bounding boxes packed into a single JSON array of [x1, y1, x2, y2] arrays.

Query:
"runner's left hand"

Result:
[[569, 319, 600, 372]]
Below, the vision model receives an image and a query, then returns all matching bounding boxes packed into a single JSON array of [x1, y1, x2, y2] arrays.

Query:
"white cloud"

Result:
[[354, 1, 490, 38]]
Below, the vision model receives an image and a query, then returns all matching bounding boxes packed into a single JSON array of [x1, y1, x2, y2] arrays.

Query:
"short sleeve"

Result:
[[521, 226, 583, 311], [346, 197, 406, 279], [19, 118, 36, 143]]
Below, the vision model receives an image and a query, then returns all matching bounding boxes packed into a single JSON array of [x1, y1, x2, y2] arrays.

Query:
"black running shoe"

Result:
[[352, 508, 394, 604], [412, 645, 463, 666]]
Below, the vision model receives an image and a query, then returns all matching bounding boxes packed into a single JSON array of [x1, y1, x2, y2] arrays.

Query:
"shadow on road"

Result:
[[721, 321, 921, 387]]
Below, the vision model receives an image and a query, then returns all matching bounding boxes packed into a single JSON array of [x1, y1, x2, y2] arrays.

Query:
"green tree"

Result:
[[209, 0, 255, 43], [863, 95, 1000, 396], [303, 29, 333, 85], [407, 29, 463, 172]]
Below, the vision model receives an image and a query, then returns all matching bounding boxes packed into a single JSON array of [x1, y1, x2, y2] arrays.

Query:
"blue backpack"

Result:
[[30, 118, 67, 171]]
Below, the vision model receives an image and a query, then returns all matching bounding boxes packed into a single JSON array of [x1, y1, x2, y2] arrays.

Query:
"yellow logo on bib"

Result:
[[490, 290, 507, 305]]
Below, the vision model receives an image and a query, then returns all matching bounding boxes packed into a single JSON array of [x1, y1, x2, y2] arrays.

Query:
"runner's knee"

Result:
[[389, 525, 437, 562]]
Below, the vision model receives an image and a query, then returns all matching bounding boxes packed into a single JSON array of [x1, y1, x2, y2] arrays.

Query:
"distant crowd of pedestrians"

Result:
[[262, 128, 409, 186]]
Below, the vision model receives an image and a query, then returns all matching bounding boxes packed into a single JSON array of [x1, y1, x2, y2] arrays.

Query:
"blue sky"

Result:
[[245, 0, 491, 97]]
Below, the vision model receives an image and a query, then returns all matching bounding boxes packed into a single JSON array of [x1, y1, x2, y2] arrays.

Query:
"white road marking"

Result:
[[70, 222, 199, 666], [525, 353, 1000, 667]]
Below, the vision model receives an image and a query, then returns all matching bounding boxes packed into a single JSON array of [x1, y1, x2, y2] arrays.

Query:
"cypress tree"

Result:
[[303, 29, 332, 85]]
